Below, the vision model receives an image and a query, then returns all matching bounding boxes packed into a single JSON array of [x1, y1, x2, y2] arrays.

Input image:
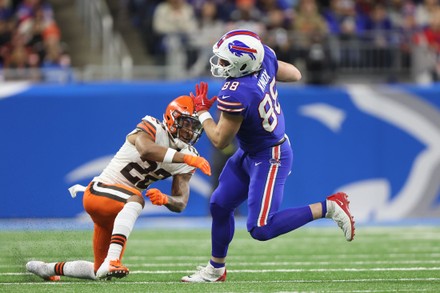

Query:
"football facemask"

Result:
[[174, 115, 203, 145], [164, 95, 203, 145]]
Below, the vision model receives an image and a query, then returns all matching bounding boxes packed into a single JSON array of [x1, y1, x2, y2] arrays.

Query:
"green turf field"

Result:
[[1, 225, 439, 292]]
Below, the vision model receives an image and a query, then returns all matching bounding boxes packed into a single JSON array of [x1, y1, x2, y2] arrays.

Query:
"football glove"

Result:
[[146, 188, 168, 206], [183, 154, 211, 176], [190, 81, 217, 112]]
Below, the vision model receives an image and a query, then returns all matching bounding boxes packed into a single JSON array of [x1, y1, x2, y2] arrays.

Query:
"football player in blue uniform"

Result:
[[182, 29, 356, 283]]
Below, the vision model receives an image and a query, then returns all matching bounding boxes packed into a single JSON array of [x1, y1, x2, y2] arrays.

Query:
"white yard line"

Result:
[[1, 277, 440, 286], [2, 259, 440, 269], [3, 266, 440, 276]]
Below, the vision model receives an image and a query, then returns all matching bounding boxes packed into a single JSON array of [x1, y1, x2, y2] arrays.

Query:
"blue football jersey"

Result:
[[216, 45, 286, 153]]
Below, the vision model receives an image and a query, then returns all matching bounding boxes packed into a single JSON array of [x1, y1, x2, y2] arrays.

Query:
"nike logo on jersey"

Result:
[[255, 162, 262, 166], [220, 95, 230, 99]]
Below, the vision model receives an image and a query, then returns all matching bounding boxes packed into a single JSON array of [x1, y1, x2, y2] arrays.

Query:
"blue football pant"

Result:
[[210, 140, 314, 258]]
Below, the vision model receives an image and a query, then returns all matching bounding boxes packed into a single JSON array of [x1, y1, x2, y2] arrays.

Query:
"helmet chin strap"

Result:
[[163, 119, 183, 146], [174, 138, 188, 149]]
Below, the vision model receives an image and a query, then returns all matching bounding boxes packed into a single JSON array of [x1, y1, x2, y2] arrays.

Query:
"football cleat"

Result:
[[96, 259, 129, 280], [26, 261, 61, 281], [181, 263, 226, 283], [326, 192, 355, 241]]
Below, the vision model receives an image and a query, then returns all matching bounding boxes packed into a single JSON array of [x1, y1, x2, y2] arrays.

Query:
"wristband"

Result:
[[198, 112, 213, 124], [163, 148, 177, 163]]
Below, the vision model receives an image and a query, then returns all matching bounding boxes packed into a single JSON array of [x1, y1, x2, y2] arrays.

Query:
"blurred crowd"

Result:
[[2, 0, 439, 84], [0, 0, 71, 82], [126, 0, 440, 84]]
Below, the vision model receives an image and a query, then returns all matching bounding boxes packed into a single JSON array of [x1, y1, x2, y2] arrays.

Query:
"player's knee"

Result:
[[249, 226, 271, 241], [127, 194, 145, 208]]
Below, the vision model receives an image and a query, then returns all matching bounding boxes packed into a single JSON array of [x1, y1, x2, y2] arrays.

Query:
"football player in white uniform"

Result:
[[26, 95, 211, 281]]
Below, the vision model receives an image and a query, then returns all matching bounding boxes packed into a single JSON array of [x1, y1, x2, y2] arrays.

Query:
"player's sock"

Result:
[[321, 200, 327, 218], [106, 201, 142, 260], [250, 206, 313, 241], [48, 261, 96, 279], [50, 262, 64, 276], [209, 259, 225, 268], [26, 261, 59, 281]]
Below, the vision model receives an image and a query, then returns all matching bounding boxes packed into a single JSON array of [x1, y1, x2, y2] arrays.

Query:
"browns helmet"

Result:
[[163, 95, 203, 145]]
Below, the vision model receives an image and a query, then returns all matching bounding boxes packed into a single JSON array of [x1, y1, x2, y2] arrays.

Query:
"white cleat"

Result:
[[326, 192, 356, 241], [26, 261, 60, 281], [96, 259, 129, 280], [181, 263, 227, 283]]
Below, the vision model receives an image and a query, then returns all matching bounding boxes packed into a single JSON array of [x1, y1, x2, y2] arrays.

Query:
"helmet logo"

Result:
[[228, 41, 257, 60]]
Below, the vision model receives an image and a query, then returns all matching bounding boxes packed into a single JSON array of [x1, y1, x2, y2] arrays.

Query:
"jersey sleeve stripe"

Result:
[[136, 123, 155, 139], [142, 120, 157, 135], [217, 99, 245, 113], [217, 99, 243, 107], [137, 121, 157, 139], [218, 105, 245, 112]]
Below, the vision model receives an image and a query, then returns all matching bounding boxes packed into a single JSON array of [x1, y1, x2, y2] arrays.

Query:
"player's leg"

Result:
[[247, 142, 355, 241], [211, 150, 249, 260], [182, 149, 249, 283], [26, 181, 121, 281], [84, 182, 144, 280], [246, 142, 313, 240], [91, 183, 144, 280], [91, 222, 113, 272], [96, 195, 144, 279], [26, 260, 96, 280], [249, 191, 355, 241]]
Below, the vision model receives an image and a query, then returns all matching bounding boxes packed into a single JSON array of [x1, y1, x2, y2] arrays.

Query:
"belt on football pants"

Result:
[[273, 136, 287, 147]]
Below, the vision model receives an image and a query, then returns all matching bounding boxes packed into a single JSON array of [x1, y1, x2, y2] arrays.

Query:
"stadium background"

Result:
[[1, 0, 440, 225]]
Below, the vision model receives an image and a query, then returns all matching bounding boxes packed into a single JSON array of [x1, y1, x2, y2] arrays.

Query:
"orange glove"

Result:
[[190, 81, 217, 112], [146, 188, 168, 206], [183, 154, 211, 176]]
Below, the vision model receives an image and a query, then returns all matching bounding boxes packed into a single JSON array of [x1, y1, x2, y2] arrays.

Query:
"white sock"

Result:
[[48, 261, 96, 280], [106, 201, 143, 261]]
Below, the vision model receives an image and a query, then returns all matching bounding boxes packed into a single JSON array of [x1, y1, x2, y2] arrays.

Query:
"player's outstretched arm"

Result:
[[129, 131, 211, 175], [276, 60, 302, 82]]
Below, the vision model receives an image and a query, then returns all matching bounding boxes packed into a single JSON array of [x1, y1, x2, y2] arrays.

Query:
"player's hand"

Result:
[[190, 81, 217, 112], [146, 188, 169, 205], [183, 154, 211, 176]]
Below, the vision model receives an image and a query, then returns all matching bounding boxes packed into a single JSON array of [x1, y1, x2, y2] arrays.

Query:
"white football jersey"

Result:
[[93, 115, 198, 190]]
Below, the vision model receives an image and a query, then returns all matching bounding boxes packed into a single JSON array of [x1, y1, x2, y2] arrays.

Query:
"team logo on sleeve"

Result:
[[228, 41, 257, 60]]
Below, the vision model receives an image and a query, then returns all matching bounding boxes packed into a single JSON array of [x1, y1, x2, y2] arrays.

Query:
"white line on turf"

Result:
[[1, 277, 440, 286], [3, 266, 440, 276], [4, 259, 440, 269]]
